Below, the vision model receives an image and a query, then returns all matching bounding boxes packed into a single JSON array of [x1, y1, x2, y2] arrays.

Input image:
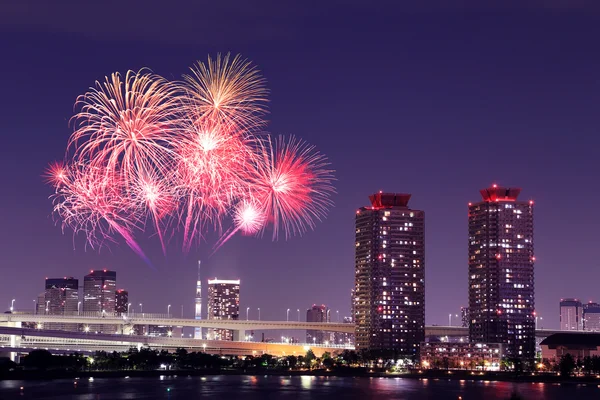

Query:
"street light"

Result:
[[139, 303, 143, 314], [297, 309, 300, 322], [127, 303, 131, 315], [336, 310, 340, 322], [287, 308, 290, 322], [78, 302, 81, 315], [536, 316, 543, 330], [45, 300, 50, 314], [181, 305, 184, 317], [202, 343, 207, 352], [449, 313, 452, 326], [168, 304, 171, 317], [10, 299, 15, 312], [247, 307, 250, 321], [258, 308, 261, 321], [33, 299, 37, 314]]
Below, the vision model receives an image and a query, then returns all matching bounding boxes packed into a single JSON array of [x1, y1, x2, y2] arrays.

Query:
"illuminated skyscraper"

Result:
[[306, 304, 330, 344], [354, 192, 425, 356], [206, 278, 240, 341], [44, 277, 79, 331], [583, 302, 600, 332], [560, 298, 583, 331], [468, 185, 535, 362], [194, 261, 202, 339], [115, 289, 128, 314], [83, 269, 117, 333]]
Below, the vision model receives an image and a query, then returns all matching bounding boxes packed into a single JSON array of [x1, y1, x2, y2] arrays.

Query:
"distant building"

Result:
[[206, 278, 240, 341], [83, 269, 117, 333], [354, 192, 425, 356], [36, 292, 46, 315], [420, 342, 503, 371], [306, 305, 330, 344], [584, 302, 600, 332], [468, 185, 535, 362], [44, 277, 79, 331], [115, 289, 128, 314], [333, 316, 355, 346], [560, 298, 583, 331], [461, 307, 469, 328], [541, 333, 600, 362]]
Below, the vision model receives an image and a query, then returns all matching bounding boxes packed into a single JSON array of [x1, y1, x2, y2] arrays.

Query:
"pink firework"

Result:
[[47, 55, 336, 263], [249, 135, 335, 240], [175, 119, 255, 251], [181, 53, 268, 131], [68, 69, 179, 182], [44, 161, 68, 187], [129, 168, 178, 254], [50, 162, 149, 263]]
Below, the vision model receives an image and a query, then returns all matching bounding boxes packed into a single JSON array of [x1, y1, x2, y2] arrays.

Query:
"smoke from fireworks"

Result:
[[47, 54, 335, 263]]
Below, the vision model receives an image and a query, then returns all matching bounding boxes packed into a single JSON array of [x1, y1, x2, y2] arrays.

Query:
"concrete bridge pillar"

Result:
[[232, 329, 246, 342]]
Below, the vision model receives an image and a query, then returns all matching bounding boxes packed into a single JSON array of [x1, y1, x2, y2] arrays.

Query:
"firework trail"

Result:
[[48, 162, 152, 265], [47, 55, 335, 264]]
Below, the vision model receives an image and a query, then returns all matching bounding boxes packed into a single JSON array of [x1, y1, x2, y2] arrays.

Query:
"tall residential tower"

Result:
[[468, 185, 535, 362], [354, 192, 425, 356]]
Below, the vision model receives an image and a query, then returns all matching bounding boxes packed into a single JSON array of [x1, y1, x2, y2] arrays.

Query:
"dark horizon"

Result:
[[1, 1, 600, 330]]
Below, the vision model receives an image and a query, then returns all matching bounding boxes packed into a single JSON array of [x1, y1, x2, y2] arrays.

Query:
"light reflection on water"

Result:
[[0, 375, 598, 399]]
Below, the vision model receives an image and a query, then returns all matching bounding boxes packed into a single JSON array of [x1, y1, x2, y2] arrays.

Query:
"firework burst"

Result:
[[248, 135, 335, 240], [47, 55, 335, 264]]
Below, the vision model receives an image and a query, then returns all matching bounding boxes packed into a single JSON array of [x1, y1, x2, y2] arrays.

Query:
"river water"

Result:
[[1, 375, 598, 399]]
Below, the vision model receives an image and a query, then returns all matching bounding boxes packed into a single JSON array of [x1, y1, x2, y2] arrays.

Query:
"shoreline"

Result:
[[2, 368, 600, 385]]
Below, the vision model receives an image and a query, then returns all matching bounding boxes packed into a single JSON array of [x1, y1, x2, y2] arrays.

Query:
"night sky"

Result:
[[1, 1, 599, 330]]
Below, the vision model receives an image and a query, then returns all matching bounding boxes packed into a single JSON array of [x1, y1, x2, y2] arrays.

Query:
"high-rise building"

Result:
[[206, 278, 240, 341], [560, 298, 583, 331], [44, 277, 79, 331], [306, 304, 330, 344], [354, 192, 425, 356], [195, 261, 202, 339], [115, 289, 128, 314], [83, 270, 117, 333], [461, 307, 470, 328], [584, 302, 600, 332], [468, 185, 535, 362]]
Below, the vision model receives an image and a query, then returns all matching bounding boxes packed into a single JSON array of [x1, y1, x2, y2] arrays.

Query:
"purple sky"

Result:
[[1, 1, 599, 330]]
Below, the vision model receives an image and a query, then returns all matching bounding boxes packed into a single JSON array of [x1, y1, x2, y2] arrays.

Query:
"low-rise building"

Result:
[[419, 341, 503, 371], [540, 333, 600, 362]]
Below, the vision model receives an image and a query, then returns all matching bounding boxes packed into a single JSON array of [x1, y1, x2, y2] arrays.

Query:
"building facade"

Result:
[[206, 278, 240, 341], [560, 298, 583, 331], [584, 302, 600, 332], [468, 185, 535, 362], [115, 289, 128, 314], [83, 270, 117, 333], [420, 342, 503, 371], [44, 277, 79, 331], [306, 305, 330, 344], [354, 192, 425, 356], [461, 307, 470, 328]]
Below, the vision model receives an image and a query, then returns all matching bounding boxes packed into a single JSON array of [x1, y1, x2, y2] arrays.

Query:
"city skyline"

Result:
[[1, 3, 600, 330]]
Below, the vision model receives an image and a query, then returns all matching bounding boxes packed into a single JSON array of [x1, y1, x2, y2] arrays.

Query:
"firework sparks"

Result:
[[181, 53, 268, 131], [249, 135, 335, 240], [47, 55, 335, 263]]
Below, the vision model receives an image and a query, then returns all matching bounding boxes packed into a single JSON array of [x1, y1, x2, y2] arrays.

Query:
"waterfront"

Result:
[[1, 375, 599, 399]]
